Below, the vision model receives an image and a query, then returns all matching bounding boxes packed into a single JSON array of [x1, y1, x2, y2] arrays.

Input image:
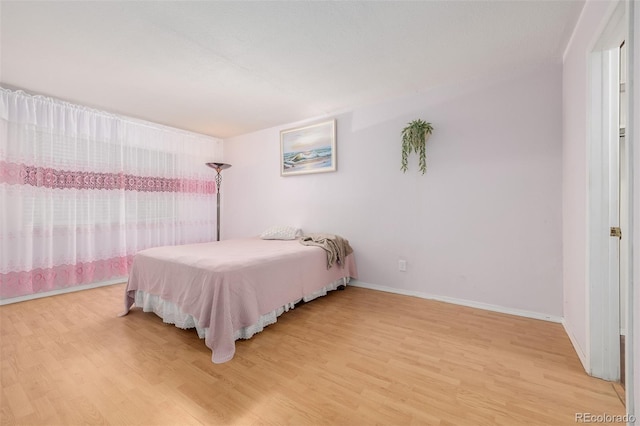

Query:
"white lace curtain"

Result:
[[0, 88, 221, 301]]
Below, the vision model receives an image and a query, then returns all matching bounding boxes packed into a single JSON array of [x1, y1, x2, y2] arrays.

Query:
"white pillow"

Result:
[[260, 225, 302, 240]]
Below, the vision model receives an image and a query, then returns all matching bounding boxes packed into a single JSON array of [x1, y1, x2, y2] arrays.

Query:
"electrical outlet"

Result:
[[398, 259, 407, 272]]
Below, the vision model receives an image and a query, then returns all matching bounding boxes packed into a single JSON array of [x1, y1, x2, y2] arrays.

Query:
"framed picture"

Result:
[[280, 119, 336, 176]]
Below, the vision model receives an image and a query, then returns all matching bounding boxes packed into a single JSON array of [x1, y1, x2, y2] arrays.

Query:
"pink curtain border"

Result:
[[0, 255, 135, 299], [0, 161, 216, 194]]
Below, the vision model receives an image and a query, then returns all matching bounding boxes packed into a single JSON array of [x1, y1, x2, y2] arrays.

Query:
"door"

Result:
[[618, 40, 628, 388], [587, 19, 623, 382]]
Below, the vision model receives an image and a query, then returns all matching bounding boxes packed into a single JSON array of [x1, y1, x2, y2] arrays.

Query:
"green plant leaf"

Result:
[[401, 119, 432, 174]]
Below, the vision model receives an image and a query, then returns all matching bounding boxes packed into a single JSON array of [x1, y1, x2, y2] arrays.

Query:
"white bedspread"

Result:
[[121, 238, 358, 363]]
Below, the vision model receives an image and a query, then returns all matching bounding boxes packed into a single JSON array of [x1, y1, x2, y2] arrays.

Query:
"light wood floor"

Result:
[[0, 284, 626, 425]]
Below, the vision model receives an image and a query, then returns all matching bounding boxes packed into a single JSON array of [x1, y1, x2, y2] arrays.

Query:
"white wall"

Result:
[[223, 63, 563, 318], [561, 0, 614, 370], [632, 0, 639, 417]]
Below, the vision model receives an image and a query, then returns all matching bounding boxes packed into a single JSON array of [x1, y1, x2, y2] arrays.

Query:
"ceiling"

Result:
[[1, 1, 583, 139]]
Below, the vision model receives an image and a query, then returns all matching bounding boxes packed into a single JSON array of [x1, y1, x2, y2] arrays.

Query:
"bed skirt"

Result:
[[134, 276, 350, 342]]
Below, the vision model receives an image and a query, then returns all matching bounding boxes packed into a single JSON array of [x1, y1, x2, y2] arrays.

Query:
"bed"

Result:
[[120, 237, 358, 363]]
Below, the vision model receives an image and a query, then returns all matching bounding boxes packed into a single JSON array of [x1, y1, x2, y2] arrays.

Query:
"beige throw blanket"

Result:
[[299, 233, 353, 269]]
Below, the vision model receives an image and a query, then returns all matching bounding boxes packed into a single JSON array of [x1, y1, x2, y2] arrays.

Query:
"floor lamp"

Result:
[[205, 162, 231, 241]]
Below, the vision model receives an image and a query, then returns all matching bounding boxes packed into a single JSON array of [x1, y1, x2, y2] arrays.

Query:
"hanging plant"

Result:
[[401, 119, 433, 175]]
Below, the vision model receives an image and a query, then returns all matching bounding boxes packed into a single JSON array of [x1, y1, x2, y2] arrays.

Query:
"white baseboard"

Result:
[[348, 280, 563, 323], [562, 318, 588, 371], [0, 278, 127, 306]]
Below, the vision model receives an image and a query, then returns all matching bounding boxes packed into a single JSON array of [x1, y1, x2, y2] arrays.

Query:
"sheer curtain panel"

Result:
[[0, 88, 221, 301]]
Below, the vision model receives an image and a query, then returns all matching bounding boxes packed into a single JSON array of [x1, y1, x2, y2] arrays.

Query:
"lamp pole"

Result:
[[205, 162, 231, 241]]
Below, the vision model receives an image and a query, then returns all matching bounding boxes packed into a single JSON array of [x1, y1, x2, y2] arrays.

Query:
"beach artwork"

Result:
[[280, 120, 336, 176]]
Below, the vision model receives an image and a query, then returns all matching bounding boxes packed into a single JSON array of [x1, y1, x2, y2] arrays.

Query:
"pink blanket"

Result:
[[122, 238, 358, 363]]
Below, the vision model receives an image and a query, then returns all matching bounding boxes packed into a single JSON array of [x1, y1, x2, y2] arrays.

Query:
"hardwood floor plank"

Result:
[[0, 283, 626, 425]]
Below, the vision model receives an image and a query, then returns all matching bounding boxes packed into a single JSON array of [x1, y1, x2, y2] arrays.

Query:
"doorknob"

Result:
[[610, 227, 622, 239]]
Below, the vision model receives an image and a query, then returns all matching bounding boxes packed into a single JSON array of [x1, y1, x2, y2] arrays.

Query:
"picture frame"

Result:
[[280, 119, 336, 176]]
